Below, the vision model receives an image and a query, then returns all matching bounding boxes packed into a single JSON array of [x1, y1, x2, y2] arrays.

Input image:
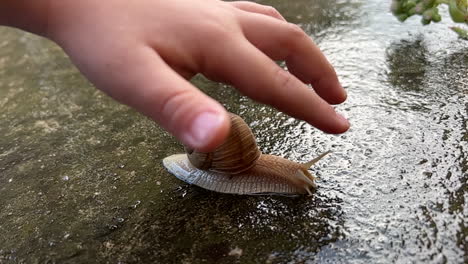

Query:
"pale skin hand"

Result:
[[0, 0, 350, 152]]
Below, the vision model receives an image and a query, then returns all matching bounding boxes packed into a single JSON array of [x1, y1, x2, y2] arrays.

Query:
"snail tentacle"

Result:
[[294, 170, 316, 196], [303, 151, 331, 169]]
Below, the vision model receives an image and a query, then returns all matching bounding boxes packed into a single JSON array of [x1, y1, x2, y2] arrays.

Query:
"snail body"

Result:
[[162, 113, 330, 195]]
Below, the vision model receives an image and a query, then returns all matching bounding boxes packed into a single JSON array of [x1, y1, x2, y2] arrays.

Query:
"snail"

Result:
[[162, 113, 330, 195]]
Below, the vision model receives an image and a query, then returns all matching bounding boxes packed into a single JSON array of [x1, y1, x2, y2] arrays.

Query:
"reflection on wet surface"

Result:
[[0, 0, 466, 263]]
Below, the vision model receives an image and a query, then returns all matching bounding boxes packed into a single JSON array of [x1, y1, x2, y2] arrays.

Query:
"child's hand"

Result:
[[8, 0, 350, 151]]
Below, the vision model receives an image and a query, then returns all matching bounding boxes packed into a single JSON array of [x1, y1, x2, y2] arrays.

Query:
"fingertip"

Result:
[[286, 59, 347, 105], [315, 77, 348, 105], [334, 113, 350, 133], [322, 113, 350, 134], [330, 83, 348, 105], [182, 110, 231, 152]]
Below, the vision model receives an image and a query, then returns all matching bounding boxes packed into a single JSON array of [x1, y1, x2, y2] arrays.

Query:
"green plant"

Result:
[[391, 0, 468, 39]]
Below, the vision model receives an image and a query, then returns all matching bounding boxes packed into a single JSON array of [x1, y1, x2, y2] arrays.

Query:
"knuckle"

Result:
[[200, 20, 238, 44], [274, 67, 295, 92], [285, 23, 307, 42], [159, 89, 192, 121], [264, 6, 281, 18]]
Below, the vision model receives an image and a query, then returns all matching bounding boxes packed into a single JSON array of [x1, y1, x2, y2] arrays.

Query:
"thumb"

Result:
[[89, 47, 231, 152]]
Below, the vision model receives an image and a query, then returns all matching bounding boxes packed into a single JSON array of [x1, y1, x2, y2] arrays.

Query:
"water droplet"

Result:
[[228, 246, 243, 257], [104, 241, 114, 249], [62, 175, 69, 181], [8, 178, 12, 183], [116, 217, 125, 223], [131, 200, 141, 209]]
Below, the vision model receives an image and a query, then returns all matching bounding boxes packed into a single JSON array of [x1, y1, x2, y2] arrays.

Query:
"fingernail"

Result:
[[187, 112, 224, 149]]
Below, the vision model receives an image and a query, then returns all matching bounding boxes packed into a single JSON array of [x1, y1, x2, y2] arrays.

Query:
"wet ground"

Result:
[[0, 0, 466, 263]]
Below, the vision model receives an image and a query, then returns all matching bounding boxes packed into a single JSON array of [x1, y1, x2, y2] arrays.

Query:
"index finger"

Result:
[[203, 39, 349, 134]]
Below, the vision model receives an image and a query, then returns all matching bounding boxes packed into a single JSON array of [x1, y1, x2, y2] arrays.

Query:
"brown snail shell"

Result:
[[162, 113, 330, 195], [185, 114, 261, 174]]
